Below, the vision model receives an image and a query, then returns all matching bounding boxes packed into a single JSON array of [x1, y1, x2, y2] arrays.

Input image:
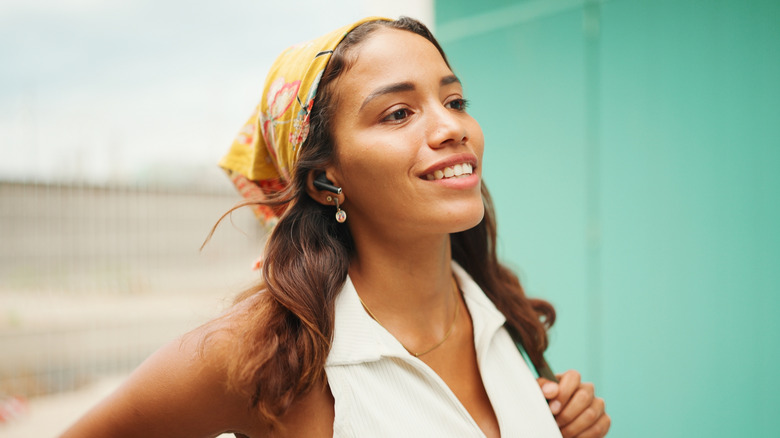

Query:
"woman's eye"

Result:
[[446, 98, 469, 111], [383, 108, 410, 122]]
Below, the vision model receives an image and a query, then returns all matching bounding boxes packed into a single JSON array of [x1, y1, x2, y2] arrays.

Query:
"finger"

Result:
[[556, 382, 594, 428], [550, 370, 581, 415], [537, 377, 559, 400], [558, 395, 603, 437], [573, 412, 611, 438], [556, 370, 581, 404]]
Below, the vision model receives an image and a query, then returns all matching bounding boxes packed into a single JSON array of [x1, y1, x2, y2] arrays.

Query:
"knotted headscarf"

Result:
[[220, 17, 388, 229]]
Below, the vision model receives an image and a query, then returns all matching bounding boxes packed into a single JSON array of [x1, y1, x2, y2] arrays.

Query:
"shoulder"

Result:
[[61, 309, 269, 437]]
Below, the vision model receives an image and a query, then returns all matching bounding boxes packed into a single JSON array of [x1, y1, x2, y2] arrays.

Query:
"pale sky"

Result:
[[0, 0, 433, 184]]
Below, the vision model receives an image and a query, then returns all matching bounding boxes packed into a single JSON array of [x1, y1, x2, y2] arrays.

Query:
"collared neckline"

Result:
[[325, 261, 507, 367]]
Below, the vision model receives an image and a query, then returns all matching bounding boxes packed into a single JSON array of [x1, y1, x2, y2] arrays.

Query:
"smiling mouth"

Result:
[[424, 162, 474, 180]]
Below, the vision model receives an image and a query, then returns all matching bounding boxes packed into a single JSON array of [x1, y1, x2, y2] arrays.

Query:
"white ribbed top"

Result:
[[325, 262, 562, 437]]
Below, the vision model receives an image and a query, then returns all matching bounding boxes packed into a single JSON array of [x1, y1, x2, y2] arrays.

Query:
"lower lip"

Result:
[[422, 172, 480, 189]]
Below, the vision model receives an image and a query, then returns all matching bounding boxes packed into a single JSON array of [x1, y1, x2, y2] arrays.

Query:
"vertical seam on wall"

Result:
[[584, 0, 603, 384]]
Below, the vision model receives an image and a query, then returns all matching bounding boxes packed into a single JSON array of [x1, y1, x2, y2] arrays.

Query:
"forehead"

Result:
[[334, 28, 454, 102]]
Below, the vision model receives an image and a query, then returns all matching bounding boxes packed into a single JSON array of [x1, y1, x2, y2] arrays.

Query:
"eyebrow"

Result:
[[359, 75, 461, 111]]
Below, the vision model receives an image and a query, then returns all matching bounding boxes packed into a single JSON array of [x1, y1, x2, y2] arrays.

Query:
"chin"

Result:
[[449, 202, 486, 234]]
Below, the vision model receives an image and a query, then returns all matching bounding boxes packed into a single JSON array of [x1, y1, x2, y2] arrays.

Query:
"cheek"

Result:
[[339, 150, 406, 192], [336, 143, 375, 177], [336, 132, 413, 180], [335, 147, 384, 200], [335, 143, 415, 212]]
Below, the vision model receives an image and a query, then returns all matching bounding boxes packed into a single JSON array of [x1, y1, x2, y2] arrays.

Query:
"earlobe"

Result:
[[327, 194, 348, 223]]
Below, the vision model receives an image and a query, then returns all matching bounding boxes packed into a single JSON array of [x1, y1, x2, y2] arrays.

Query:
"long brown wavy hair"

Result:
[[207, 17, 555, 427]]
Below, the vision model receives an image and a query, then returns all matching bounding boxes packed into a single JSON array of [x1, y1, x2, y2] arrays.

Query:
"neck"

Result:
[[347, 227, 459, 348]]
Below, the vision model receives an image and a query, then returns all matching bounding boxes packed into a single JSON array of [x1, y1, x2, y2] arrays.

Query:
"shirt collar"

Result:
[[325, 261, 507, 367]]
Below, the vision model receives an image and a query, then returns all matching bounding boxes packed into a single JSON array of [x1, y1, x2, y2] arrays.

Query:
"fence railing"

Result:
[[0, 179, 264, 398]]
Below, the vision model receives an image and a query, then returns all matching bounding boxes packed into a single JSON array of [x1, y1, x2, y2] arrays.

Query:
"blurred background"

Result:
[[0, 0, 777, 436]]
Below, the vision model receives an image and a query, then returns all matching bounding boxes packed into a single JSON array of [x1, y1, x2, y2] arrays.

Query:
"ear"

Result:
[[305, 169, 346, 206]]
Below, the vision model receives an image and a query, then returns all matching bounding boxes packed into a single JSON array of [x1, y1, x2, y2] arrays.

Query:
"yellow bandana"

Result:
[[220, 17, 388, 229]]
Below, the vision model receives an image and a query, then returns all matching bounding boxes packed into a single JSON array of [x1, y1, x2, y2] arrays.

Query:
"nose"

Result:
[[427, 103, 468, 149]]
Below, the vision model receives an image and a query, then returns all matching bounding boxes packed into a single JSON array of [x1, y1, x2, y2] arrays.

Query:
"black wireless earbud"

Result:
[[313, 173, 342, 194]]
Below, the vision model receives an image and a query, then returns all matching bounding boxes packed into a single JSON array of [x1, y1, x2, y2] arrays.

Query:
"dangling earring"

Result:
[[326, 196, 347, 223]]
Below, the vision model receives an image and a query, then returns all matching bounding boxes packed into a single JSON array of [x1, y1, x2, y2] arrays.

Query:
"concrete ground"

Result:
[[0, 290, 239, 438], [0, 373, 127, 437]]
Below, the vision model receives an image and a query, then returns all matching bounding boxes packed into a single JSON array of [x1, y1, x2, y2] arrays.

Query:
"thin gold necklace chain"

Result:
[[358, 275, 460, 358]]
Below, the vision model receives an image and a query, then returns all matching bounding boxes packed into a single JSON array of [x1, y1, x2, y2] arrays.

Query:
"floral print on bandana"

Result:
[[262, 78, 300, 166], [289, 70, 323, 154]]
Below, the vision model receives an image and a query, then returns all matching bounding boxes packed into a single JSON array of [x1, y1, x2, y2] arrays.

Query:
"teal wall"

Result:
[[436, 1, 780, 436]]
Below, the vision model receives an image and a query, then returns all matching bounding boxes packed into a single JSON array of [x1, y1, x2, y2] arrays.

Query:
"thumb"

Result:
[[537, 377, 559, 400]]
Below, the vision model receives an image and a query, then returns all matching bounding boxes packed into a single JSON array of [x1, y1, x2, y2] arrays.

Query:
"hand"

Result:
[[538, 369, 611, 438]]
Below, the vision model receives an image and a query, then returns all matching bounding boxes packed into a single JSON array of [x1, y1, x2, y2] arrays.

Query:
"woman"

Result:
[[63, 17, 609, 438]]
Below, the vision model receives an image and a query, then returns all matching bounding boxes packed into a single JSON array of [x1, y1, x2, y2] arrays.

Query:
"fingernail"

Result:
[[549, 400, 561, 415], [542, 382, 557, 396]]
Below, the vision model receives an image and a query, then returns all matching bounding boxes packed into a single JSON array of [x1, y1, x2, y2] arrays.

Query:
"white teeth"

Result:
[[425, 162, 474, 181]]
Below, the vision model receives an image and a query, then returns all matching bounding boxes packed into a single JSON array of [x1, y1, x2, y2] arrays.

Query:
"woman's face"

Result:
[[328, 28, 485, 240]]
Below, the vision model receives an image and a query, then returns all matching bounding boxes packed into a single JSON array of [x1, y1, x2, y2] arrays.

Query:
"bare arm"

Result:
[[59, 324, 265, 438]]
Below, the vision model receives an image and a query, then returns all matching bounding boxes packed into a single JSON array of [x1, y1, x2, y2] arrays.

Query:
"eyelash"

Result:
[[383, 108, 411, 122], [381, 98, 470, 123], [446, 98, 469, 111]]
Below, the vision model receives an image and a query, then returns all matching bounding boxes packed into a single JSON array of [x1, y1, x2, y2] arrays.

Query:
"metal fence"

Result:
[[0, 178, 264, 399]]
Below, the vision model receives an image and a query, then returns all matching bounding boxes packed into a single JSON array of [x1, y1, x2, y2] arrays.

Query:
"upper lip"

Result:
[[418, 153, 479, 178]]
